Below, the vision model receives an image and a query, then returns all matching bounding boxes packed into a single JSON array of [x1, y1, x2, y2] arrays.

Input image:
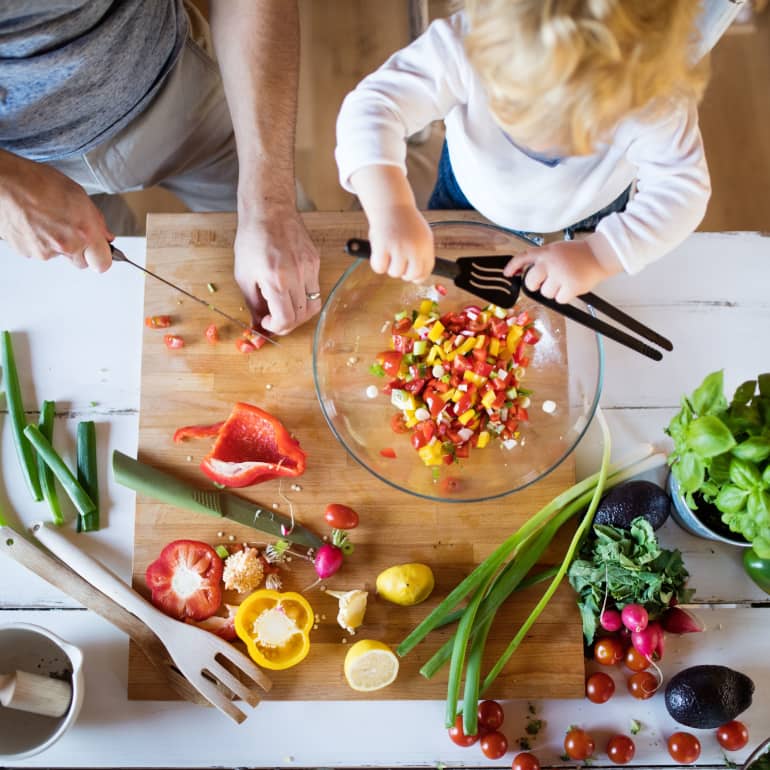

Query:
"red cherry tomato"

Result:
[[163, 334, 184, 350], [716, 721, 749, 751], [624, 645, 650, 672], [145, 315, 172, 329], [205, 323, 219, 344], [564, 729, 595, 761], [323, 503, 359, 530], [235, 338, 257, 354], [480, 730, 508, 760], [477, 700, 504, 731], [448, 715, 478, 747], [512, 752, 540, 770], [585, 671, 615, 703], [627, 671, 659, 700], [440, 475, 463, 494], [593, 636, 624, 666], [668, 732, 701, 764], [606, 735, 636, 765]]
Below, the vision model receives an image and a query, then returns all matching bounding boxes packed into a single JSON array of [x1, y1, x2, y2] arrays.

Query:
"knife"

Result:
[[113, 451, 322, 549], [110, 244, 278, 346]]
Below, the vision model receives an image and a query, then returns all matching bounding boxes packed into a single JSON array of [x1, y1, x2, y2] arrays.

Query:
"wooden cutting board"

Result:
[[129, 211, 585, 702]]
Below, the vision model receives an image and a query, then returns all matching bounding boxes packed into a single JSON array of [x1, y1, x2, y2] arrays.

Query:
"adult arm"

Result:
[[0, 149, 113, 270], [209, 0, 320, 335]]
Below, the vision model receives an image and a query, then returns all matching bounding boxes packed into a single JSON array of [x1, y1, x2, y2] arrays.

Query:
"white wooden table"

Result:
[[1, 232, 768, 768]]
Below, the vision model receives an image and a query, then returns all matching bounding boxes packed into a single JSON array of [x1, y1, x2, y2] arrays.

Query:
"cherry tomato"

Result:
[[564, 728, 595, 761], [163, 333, 184, 350], [606, 735, 636, 765], [376, 350, 404, 377], [448, 714, 478, 747], [512, 752, 540, 770], [667, 732, 701, 764], [624, 645, 650, 672], [480, 730, 508, 760], [390, 413, 409, 433], [241, 330, 267, 350], [593, 636, 624, 666], [145, 315, 172, 329], [716, 721, 749, 751], [205, 323, 219, 343], [379, 447, 396, 459], [477, 700, 504, 731], [627, 671, 659, 700], [323, 503, 359, 530], [440, 476, 463, 494], [235, 338, 256, 354], [585, 671, 615, 703]]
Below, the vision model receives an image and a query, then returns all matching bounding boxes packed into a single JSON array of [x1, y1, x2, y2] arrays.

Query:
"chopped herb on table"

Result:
[[567, 517, 694, 645]]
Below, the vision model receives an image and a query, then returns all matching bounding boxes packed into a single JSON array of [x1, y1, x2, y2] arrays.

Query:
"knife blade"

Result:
[[110, 244, 278, 346], [113, 451, 322, 549]]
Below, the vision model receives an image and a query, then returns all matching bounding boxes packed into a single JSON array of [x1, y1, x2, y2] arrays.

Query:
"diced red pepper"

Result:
[[392, 317, 412, 333], [145, 540, 223, 621], [523, 327, 540, 345], [392, 334, 413, 354], [380, 447, 397, 459], [376, 350, 404, 377], [404, 377, 427, 396], [146, 315, 172, 329]]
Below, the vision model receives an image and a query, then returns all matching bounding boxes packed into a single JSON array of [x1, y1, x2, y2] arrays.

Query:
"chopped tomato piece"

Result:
[[164, 334, 184, 349], [380, 447, 397, 458], [146, 315, 172, 329], [376, 350, 404, 377], [390, 413, 409, 434], [205, 323, 219, 344], [236, 338, 257, 354]]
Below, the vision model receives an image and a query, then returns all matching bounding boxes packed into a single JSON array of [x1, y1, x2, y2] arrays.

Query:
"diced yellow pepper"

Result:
[[419, 299, 434, 316], [506, 324, 523, 353], [427, 320, 445, 342], [404, 410, 419, 428], [426, 344, 446, 364], [412, 313, 429, 331], [477, 430, 491, 448], [451, 388, 465, 402], [446, 336, 476, 361], [440, 388, 456, 402], [481, 389, 497, 409], [458, 408, 476, 426], [463, 369, 486, 387], [474, 334, 487, 349], [418, 442, 444, 466], [489, 338, 500, 357]]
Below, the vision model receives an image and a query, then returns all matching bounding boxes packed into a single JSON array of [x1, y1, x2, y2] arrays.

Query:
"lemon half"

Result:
[[343, 639, 399, 692]]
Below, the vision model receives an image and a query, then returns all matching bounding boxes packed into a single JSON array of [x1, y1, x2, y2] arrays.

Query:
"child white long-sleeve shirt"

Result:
[[335, 13, 711, 275]]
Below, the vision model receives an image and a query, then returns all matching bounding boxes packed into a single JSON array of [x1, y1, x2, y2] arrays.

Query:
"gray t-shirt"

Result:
[[0, 0, 187, 162]]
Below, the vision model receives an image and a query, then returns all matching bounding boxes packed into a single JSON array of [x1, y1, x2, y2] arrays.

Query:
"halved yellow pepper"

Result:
[[234, 589, 314, 670]]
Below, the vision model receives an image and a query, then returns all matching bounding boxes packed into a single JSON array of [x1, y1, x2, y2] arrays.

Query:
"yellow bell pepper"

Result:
[[418, 442, 444, 466], [427, 320, 445, 342], [506, 324, 523, 353], [234, 589, 314, 670]]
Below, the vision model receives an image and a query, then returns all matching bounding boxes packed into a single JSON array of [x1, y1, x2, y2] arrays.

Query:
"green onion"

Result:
[[76, 421, 99, 532], [215, 544, 230, 559], [1, 331, 42, 500], [23, 424, 95, 522], [37, 401, 64, 525]]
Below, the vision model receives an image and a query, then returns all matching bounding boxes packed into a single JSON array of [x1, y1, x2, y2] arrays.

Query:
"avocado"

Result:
[[594, 480, 670, 531], [665, 665, 754, 729]]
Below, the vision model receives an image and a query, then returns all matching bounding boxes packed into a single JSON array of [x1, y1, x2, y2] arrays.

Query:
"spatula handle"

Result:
[[344, 238, 460, 281]]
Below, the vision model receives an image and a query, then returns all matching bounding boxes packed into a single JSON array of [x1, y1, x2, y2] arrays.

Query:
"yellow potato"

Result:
[[375, 563, 435, 606]]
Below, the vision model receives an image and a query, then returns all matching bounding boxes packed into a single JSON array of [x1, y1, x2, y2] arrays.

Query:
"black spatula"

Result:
[[344, 237, 672, 362]]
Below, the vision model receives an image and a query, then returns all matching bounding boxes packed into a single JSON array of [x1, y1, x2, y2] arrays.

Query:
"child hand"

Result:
[[503, 239, 620, 303], [367, 203, 435, 282]]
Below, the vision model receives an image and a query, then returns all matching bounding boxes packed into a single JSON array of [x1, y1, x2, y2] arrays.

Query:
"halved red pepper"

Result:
[[175, 402, 307, 487]]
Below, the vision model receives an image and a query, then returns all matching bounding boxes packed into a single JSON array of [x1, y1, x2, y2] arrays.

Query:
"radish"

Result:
[[621, 603, 649, 634], [661, 606, 705, 634], [631, 621, 661, 660], [313, 543, 344, 579], [600, 608, 622, 632]]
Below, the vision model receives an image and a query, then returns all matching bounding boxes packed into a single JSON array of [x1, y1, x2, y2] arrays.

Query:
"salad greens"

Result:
[[568, 517, 693, 644], [667, 370, 770, 557]]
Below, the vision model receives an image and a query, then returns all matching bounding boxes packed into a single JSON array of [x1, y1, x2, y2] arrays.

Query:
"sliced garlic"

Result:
[[326, 589, 368, 635]]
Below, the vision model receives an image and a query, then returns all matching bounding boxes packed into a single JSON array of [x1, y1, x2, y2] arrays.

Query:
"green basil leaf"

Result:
[[665, 410, 690, 443], [733, 436, 770, 464], [691, 370, 727, 416], [758, 373, 770, 398], [686, 415, 736, 458], [716, 484, 749, 515], [727, 402, 762, 433], [729, 457, 762, 490], [709, 453, 732, 484], [763, 464, 770, 487], [674, 451, 705, 494], [731, 380, 757, 407], [751, 532, 770, 559]]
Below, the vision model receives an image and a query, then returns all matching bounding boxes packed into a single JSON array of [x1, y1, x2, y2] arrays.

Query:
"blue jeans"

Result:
[[427, 142, 630, 240]]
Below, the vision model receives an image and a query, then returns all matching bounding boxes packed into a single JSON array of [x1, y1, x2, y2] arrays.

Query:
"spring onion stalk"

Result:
[[23, 424, 95, 522], [76, 421, 99, 532], [399, 443, 659, 659], [460, 612, 496, 734], [479, 408, 613, 694], [1, 331, 42, 501], [37, 401, 64, 526]]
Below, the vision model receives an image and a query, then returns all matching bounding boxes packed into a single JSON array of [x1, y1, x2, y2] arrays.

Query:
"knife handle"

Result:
[[112, 451, 223, 518]]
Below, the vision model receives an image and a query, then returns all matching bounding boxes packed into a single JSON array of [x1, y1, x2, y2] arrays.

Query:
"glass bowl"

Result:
[[313, 220, 604, 502]]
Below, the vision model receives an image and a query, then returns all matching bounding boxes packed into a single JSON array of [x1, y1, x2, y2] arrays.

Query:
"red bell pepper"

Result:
[[145, 539, 224, 621], [175, 402, 307, 487]]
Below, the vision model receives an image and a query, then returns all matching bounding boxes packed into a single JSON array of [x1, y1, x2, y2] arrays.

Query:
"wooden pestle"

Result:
[[0, 670, 72, 718]]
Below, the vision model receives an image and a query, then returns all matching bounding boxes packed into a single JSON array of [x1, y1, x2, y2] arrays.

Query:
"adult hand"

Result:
[[503, 239, 620, 303], [366, 203, 435, 283], [0, 150, 113, 271], [233, 205, 321, 335]]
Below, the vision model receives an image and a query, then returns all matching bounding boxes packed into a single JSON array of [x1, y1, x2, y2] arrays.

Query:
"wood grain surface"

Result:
[[129, 211, 585, 702]]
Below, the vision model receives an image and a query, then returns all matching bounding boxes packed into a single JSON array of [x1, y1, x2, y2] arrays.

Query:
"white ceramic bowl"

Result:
[[0, 623, 84, 761]]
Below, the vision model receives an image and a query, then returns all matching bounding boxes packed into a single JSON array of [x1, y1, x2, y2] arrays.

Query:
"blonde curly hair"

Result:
[[464, 0, 709, 155]]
